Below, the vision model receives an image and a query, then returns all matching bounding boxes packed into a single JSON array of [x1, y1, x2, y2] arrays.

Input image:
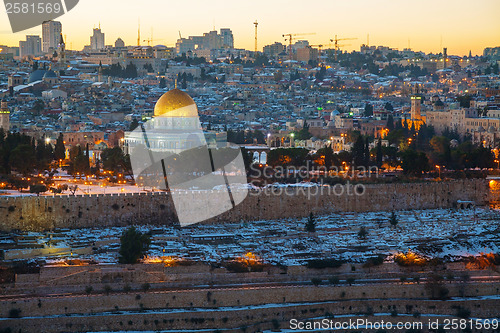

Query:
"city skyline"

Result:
[[1, 0, 499, 56]]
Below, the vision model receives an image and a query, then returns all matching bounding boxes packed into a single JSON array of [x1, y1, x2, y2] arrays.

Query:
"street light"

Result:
[[435, 165, 441, 179]]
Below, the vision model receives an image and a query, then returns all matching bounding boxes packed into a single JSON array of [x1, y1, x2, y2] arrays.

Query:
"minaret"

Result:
[[443, 47, 448, 69], [98, 61, 103, 82], [0, 99, 10, 132], [58, 33, 66, 66], [410, 84, 421, 120]]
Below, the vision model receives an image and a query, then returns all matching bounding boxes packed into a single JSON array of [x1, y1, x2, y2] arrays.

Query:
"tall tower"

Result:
[[98, 61, 103, 82], [58, 33, 66, 66], [253, 20, 258, 53], [90, 27, 105, 50], [443, 47, 448, 69], [410, 84, 421, 120], [42, 20, 62, 53], [0, 99, 10, 132]]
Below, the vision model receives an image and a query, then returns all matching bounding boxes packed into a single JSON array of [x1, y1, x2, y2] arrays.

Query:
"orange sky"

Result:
[[1, 0, 499, 55]]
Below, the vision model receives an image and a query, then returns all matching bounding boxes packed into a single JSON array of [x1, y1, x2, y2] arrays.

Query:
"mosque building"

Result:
[[124, 87, 226, 154]]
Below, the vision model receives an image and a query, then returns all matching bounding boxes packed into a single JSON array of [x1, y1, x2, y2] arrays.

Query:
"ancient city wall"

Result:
[[2, 282, 499, 333], [0, 179, 490, 232]]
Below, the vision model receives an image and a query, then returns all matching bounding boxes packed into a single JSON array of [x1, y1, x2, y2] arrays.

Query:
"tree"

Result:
[[101, 147, 131, 174], [386, 115, 394, 131], [358, 226, 368, 239], [30, 184, 47, 196], [294, 121, 312, 140], [159, 77, 166, 88], [118, 227, 151, 264], [352, 136, 366, 167], [124, 63, 138, 78], [68, 146, 89, 178], [32, 99, 45, 114], [54, 133, 66, 162], [384, 102, 394, 111], [376, 139, 383, 168], [305, 212, 316, 232], [389, 211, 398, 228], [400, 149, 429, 175], [364, 103, 373, 117], [129, 118, 139, 131], [9, 144, 35, 175]]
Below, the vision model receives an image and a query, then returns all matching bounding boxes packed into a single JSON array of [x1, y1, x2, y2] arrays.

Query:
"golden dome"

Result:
[[154, 88, 198, 117]]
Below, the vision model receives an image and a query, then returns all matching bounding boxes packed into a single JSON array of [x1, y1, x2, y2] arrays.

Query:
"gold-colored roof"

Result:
[[154, 89, 198, 117]]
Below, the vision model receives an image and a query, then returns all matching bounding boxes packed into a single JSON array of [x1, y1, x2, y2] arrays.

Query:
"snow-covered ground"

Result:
[[4, 207, 499, 266]]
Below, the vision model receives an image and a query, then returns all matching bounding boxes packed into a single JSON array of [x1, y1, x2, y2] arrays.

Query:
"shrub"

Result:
[[103, 285, 112, 295], [363, 255, 385, 268], [394, 251, 427, 267], [118, 227, 151, 264], [328, 276, 340, 285], [456, 306, 471, 319], [306, 258, 343, 269], [8, 308, 21, 318], [311, 278, 322, 286], [358, 226, 368, 239], [123, 284, 132, 292], [141, 283, 151, 291], [346, 277, 355, 285], [85, 286, 93, 294]]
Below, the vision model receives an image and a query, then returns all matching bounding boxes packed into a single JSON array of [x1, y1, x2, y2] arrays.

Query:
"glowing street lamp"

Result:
[[435, 165, 441, 179]]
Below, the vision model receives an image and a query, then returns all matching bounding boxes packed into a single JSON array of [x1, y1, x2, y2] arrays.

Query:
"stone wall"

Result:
[[0, 179, 489, 232], [2, 282, 499, 333]]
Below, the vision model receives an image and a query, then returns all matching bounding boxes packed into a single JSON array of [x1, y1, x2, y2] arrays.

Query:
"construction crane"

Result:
[[143, 39, 163, 46], [330, 35, 357, 61], [137, 18, 141, 46], [308, 44, 324, 65], [282, 33, 315, 61], [253, 20, 258, 53]]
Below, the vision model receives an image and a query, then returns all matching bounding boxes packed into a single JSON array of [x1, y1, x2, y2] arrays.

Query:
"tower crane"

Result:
[[282, 33, 315, 61], [330, 35, 357, 61], [143, 39, 163, 46], [253, 20, 258, 53], [308, 44, 324, 65]]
